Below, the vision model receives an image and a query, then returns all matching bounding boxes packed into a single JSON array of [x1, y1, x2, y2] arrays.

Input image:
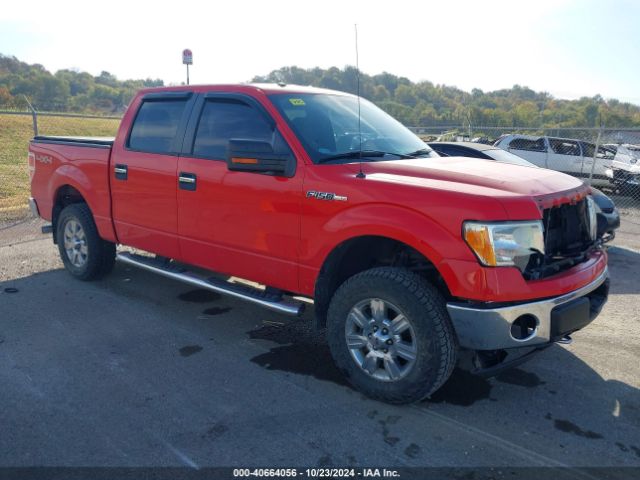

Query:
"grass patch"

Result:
[[0, 113, 120, 220]]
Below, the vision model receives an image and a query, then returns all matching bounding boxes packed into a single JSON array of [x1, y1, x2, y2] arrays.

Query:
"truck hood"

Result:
[[363, 157, 588, 205]]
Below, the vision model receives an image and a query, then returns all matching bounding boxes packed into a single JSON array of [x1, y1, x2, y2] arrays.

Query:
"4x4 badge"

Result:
[[306, 191, 348, 202]]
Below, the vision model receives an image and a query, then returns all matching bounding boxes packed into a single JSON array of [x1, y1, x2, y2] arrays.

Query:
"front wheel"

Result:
[[327, 267, 457, 404], [56, 203, 115, 281]]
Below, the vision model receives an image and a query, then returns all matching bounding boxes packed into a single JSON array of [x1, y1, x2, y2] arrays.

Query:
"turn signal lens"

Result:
[[463, 224, 497, 266], [231, 157, 258, 164]]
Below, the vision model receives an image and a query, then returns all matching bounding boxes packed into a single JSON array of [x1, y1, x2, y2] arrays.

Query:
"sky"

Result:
[[2, 0, 639, 103]]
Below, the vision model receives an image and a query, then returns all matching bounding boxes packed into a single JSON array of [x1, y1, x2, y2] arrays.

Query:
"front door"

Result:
[[110, 93, 194, 258], [547, 137, 582, 177], [176, 94, 303, 292]]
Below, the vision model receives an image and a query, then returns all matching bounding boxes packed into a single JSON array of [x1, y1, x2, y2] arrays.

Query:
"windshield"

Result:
[[268, 93, 434, 164], [485, 148, 538, 167]]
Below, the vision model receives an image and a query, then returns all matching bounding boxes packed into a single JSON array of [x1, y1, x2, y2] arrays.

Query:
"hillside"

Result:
[[0, 54, 163, 113], [253, 66, 640, 128], [2, 54, 640, 128]]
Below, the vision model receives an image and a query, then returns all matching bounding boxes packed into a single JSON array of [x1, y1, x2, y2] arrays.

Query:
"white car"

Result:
[[602, 143, 640, 195], [602, 143, 640, 173], [493, 134, 615, 188]]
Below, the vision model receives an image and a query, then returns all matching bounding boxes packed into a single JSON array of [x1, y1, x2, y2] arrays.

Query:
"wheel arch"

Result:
[[51, 184, 90, 244], [313, 234, 451, 329], [48, 164, 117, 244]]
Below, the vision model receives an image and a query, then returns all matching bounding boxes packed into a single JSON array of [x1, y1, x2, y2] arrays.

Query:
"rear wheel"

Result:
[[327, 267, 457, 404], [56, 203, 115, 280]]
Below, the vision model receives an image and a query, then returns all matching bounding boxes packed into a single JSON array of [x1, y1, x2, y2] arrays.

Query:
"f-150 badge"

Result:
[[306, 191, 348, 202]]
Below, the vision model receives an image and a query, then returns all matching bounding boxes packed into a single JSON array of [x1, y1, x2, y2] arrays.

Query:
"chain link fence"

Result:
[[0, 110, 121, 223], [0, 110, 120, 246], [1, 110, 639, 248]]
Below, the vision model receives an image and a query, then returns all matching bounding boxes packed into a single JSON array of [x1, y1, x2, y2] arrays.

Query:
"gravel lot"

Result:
[[1, 222, 639, 476]]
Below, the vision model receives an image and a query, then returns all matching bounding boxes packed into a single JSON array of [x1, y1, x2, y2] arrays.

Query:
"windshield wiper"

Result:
[[317, 150, 416, 164], [404, 148, 433, 157]]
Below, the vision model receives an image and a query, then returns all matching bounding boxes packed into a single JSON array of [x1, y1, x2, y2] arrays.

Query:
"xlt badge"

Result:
[[306, 191, 348, 202]]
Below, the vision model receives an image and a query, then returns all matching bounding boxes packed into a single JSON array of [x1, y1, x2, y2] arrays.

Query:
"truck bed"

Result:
[[29, 135, 116, 243]]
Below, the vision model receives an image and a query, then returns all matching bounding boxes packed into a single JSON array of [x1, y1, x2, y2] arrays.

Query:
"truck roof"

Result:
[[136, 83, 351, 96]]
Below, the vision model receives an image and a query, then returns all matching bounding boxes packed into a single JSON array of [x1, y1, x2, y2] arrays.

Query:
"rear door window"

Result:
[[508, 137, 547, 152], [128, 100, 188, 154], [192, 100, 274, 159], [549, 138, 580, 156]]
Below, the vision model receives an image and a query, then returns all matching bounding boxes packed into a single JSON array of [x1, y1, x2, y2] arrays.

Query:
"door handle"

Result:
[[114, 164, 128, 180], [179, 172, 197, 191]]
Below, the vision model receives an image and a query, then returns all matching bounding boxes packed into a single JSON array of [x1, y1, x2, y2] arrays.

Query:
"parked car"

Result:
[[429, 142, 620, 239], [589, 188, 620, 241], [603, 143, 640, 169], [428, 141, 536, 166], [493, 134, 615, 188], [29, 84, 609, 404], [602, 143, 640, 197]]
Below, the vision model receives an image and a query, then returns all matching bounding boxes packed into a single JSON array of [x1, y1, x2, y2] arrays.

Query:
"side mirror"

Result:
[[226, 139, 292, 176]]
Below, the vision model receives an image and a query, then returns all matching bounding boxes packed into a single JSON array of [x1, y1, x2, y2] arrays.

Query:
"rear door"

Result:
[[505, 136, 548, 167], [110, 92, 195, 257], [176, 93, 303, 292]]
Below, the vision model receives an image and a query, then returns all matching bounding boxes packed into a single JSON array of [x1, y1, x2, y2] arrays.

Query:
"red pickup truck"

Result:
[[28, 84, 609, 403]]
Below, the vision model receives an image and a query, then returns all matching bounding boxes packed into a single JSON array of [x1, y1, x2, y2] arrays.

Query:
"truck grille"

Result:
[[543, 198, 593, 256], [524, 198, 594, 280]]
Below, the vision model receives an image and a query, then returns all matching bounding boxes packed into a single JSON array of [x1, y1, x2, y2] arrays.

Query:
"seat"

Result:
[[292, 112, 336, 152]]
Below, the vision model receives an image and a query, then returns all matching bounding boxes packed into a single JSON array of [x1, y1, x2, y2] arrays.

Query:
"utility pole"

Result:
[[588, 117, 605, 186]]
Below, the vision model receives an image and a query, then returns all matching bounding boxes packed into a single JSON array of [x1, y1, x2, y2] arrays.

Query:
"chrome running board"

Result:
[[116, 252, 305, 316]]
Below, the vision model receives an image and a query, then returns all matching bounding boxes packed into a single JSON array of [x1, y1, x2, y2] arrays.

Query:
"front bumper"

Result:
[[612, 169, 640, 188], [446, 267, 609, 351]]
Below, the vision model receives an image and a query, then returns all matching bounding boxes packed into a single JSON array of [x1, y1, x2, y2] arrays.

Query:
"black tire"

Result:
[[56, 203, 116, 281], [327, 267, 457, 404]]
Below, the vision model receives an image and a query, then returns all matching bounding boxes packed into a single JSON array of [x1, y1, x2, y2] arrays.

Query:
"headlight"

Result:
[[463, 221, 545, 270]]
